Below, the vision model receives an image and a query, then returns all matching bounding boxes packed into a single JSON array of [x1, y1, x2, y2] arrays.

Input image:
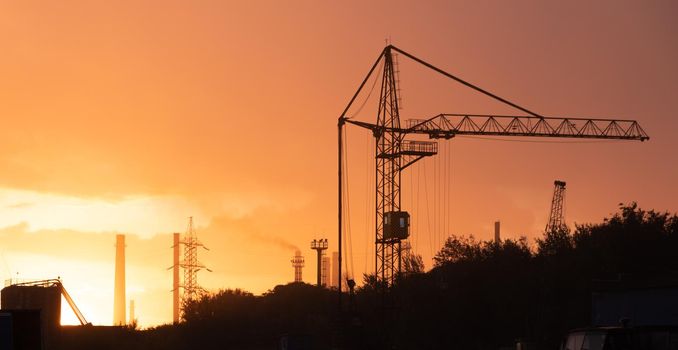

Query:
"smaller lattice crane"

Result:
[[545, 180, 567, 233]]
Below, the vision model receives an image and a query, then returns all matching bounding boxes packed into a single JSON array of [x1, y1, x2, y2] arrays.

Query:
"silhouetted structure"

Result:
[[310, 239, 328, 287], [0, 310, 41, 349], [1, 279, 89, 349], [180, 217, 210, 304], [321, 256, 330, 287], [43, 204, 678, 350], [291, 250, 305, 282], [2, 282, 60, 349], [172, 232, 180, 323], [338, 45, 649, 290], [114, 234, 126, 325], [546, 180, 567, 233], [494, 221, 501, 244], [330, 252, 338, 288]]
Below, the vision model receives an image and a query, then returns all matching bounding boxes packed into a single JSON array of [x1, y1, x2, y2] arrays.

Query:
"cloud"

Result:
[[5, 202, 33, 209], [248, 231, 299, 252]]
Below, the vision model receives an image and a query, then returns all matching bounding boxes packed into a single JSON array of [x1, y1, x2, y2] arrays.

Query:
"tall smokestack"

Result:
[[114, 234, 126, 325], [172, 232, 180, 324], [321, 256, 330, 287], [331, 251, 338, 288], [494, 221, 501, 244]]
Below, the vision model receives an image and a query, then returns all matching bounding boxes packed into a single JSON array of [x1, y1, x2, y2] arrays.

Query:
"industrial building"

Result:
[[0, 279, 90, 349], [1, 282, 60, 349]]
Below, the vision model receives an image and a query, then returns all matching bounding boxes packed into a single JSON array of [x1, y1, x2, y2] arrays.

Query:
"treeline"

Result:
[[372, 203, 678, 349], [62, 203, 678, 349]]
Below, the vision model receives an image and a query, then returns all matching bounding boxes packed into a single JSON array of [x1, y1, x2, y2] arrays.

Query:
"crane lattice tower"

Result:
[[545, 180, 567, 233], [180, 217, 209, 303]]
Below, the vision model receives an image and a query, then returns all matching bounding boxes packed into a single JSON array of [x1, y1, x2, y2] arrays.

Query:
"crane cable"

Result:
[[408, 157, 416, 255], [415, 160, 421, 260], [433, 149, 440, 251], [442, 142, 447, 248], [448, 141, 453, 241], [342, 128, 355, 281], [345, 59, 382, 281], [347, 60, 383, 119], [444, 141, 451, 245], [363, 132, 373, 275], [422, 160, 434, 258]]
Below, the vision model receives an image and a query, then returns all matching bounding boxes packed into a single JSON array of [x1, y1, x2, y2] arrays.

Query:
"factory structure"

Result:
[[0, 279, 90, 349], [0, 233, 129, 348], [321, 255, 330, 287], [291, 250, 305, 283], [0, 216, 214, 348], [310, 239, 328, 287], [289, 238, 339, 289]]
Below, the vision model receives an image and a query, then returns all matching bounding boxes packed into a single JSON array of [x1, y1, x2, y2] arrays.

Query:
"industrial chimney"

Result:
[[172, 232, 180, 324], [321, 256, 330, 287], [113, 234, 126, 325], [331, 251, 339, 288]]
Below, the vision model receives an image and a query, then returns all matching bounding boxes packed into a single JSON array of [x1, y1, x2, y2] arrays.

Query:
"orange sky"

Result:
[[0, 1, 676, 327]]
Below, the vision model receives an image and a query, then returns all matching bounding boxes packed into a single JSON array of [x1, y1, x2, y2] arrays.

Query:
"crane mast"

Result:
[[338, 45, 649, 290], [375, 51, 403, 286]]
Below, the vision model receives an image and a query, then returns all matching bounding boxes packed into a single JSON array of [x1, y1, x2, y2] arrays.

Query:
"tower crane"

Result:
[[546, 180, 568, 233], [337, 45, 649, 294]]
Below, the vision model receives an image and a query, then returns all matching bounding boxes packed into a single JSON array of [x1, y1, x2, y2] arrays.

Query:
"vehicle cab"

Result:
[[562, 326, 678, 350]]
